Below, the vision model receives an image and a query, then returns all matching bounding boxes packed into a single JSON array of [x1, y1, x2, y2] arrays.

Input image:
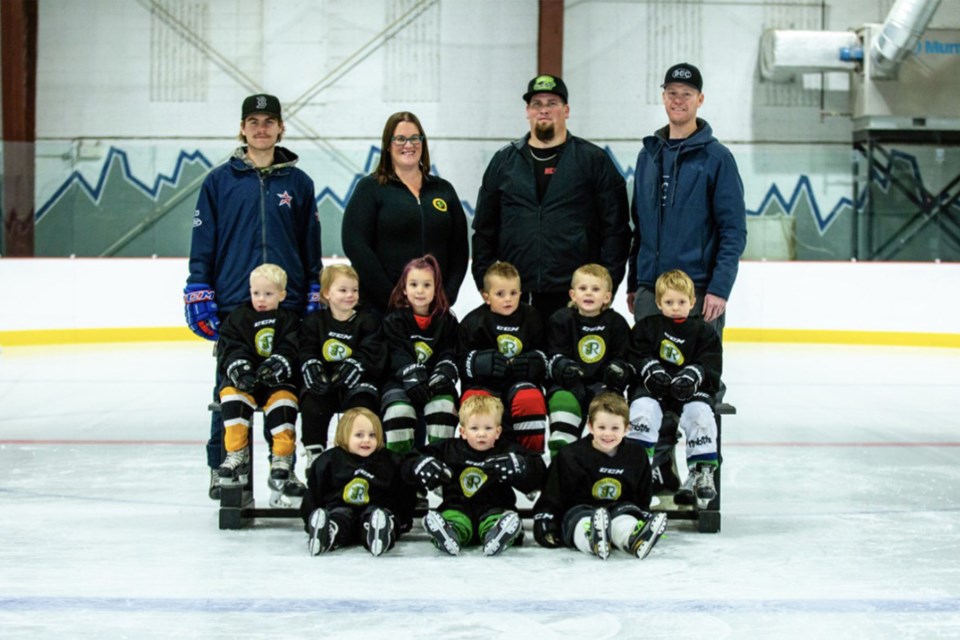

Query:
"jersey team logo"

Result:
[[342, 478, 371, 505], [254, 328, 275, 357], [432, 198, 448, 213], [659, 339, 685, 366], [592, 477, 623, 501], [497, 334, 522, 359], [277, 191, 293, 207], [577, 334, 606, 364], [322, 338, 352, 362], [460, 466, 488, 498], [414, 340, 434, 364]]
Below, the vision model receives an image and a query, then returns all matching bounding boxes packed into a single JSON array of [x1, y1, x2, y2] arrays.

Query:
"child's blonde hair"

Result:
[[587, 391, 629, 426], [334, 407, 385, 451], [319, 264, 360, 303], [250, 263, 287, 291], [569, 263, 613, 311], [482, 261, 522, 293], [459, 394, 504, 426], [655, 269, 695, 304]]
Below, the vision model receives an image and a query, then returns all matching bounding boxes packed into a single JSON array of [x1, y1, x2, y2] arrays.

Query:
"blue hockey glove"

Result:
[[305, 283, 322, 315], [183, 284, 220, 341]]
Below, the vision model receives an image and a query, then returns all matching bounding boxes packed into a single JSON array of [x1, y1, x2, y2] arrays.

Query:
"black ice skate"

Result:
[[482, 511, 522, 556], [307, 508, 339, 556], [217, 449, 250, 486], [589, 507, 612, 560], [423, 510, 460, 556], [364, 508, 395, 557], [628, 512, 668, 560]]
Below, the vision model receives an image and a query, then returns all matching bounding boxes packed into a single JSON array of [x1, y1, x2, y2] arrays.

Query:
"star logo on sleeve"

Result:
[[277, 191, 293, 207]]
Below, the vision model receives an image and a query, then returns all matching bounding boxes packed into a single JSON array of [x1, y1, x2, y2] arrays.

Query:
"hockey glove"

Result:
[[302, 359, 331, 396], [183, 284, 220, 341], [480, 453, 526, 483], [256, 354, 292, 387], [533, 513, 562, 549], [670, 365, 704, 402], [509, 351, 547, 383], [557, 360, 585, 390], [331, 358, 364, 390], [226, 359, 257, 392], [642, 362, 673, 397], [401, 363, 431, 405], [427, 360, 459, 396], [602, 359, 632, 393], [413, 456, 453, 490], [305, 283, 322, 315], [469, 349, 509, 379]]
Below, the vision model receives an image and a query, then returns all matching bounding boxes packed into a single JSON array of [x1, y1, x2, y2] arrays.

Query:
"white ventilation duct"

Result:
[[760, 29, 860, 82], [870, 0, 943, 78]]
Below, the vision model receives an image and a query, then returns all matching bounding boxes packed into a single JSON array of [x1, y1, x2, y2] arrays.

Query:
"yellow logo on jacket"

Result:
[[323, 339, 352, 362], [414, 340, 434, 364], [578, 334, 606, 364], [255, 328, 275, 357], [497, 334, 522, 359], [592, 477, 622, 501], [432, 198, 448, 213], [659, 339, 684, 366], [460, 466, 488, 498], [343, 478, 371, 505]]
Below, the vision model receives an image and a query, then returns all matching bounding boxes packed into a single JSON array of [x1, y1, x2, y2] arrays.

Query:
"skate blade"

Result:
[[636, 515, 668, 560], [482, 514, 521, 556], [269, 489, 293, 508]]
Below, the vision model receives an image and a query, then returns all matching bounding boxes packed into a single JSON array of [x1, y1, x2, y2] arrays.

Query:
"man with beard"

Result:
[[471, 75, 630, 322]]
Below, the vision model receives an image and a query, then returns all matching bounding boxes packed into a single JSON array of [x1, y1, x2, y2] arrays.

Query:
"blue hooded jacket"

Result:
[[627, 119, 746, 300]]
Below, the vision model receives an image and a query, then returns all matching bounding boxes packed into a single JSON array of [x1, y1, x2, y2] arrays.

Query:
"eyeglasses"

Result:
[[391, 134, 425, 146]]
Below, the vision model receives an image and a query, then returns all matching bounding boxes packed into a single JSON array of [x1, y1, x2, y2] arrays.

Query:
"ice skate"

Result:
[[628, 512, 668, 560], [307, 508, 338, 555], [674, 468, 696, 506], [423, 510, 460, 556], [364, 508, 395, 557], [482, 511, 522, 556], [217, 449, 249, 486], [208, 468, 221, 500], [694, 464, 717, 509], [589, 507, 612, 560]]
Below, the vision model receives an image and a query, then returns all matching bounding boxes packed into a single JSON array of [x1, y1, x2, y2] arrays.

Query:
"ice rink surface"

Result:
[[1, 340, 959, 639]]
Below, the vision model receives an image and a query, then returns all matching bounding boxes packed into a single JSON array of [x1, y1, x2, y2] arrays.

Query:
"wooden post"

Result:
[[538, 0, 564, 76]]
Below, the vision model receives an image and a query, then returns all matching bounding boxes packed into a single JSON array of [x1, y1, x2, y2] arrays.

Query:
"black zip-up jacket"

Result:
[[216, 302, 301, 382], [342, 174, 469, 312], [471, 133, 630, 295]]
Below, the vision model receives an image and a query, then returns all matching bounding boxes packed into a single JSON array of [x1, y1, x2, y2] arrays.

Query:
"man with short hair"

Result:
[[472, 74, 630, 322], [627, 63, 746, 339]]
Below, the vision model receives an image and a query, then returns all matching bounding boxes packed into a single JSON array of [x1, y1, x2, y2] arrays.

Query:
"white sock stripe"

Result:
[[384, 405, 416, 421], [548, 431, 578, 445], [386, 429, 414, 443], [265, 398, 298, 413], [220, 393, 256, 408], [223, 418, 251, 428], [426, 425, 456, 440], [424, 397, 457, 414], [511, 418, 547, 432], [548, 410, 581, 427], [269, 423, 296, 436]]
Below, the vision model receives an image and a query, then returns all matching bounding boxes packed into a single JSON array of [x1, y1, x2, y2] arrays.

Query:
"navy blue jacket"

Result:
[[627, 120, 746, 300], [188, 146, 322, 313]]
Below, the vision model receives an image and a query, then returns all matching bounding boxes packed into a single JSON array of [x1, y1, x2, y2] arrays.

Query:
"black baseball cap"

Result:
[[241, 94, 282, 119], [661, 63, 703, 92], [523, 74, 568, 103]]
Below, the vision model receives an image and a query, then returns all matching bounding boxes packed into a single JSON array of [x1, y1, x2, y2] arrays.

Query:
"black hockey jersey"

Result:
[[546, 307, 631, 383], [300, 306, 386, 381], [383, 308, 459, 378], [533, 437, 653, 518], [300, 447, 418, 530], [457, 303, 546, 387], [216, 302, 300, 377], [411, 438, 546, 513], [628, 314, 722, 395]]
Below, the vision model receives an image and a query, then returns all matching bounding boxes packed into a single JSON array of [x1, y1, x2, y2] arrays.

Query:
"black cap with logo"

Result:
[[523, 74, 569, 103], [241, 94, 282, 120], [661, 63, 703, 92]]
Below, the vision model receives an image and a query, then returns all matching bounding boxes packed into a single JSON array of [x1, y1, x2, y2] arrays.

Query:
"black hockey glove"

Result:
[[256, 354, 292, 386], [642, 362, 672, 397], [480, 453, 526, 483], [226, 359, 257, 392], [533, 513, 562, 549], [602, 359, 632, 393], [427, 360, 458, 396], [302, 359, 331, 396], [509, 351, 547, 383], [401, 363, 431, 405], [331, 358, 364, 390], [413, 455, 453, 490], [470, 349, 509, 379], [559, 362, 585, 390], [670, 365, 704, 402]]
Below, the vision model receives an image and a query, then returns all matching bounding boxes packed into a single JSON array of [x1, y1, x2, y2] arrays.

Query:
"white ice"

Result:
[[1, 341, 959, 639]]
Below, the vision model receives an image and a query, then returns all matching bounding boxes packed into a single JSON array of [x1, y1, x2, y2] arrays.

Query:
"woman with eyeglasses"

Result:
[[342, 111, 469, 315]]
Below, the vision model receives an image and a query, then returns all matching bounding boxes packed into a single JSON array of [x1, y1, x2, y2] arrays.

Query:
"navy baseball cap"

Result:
[[241, 94, 282, 119], [661, 63, 703, 92]]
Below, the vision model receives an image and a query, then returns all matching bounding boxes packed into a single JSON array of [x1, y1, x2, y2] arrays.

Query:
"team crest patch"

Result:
[[460, 466, 488, 498], [432, 198, 448, 212], [659, 339, 685, 366], [277, 191, 293, 207], [592, 477, 623, 501], [322, 338, 352, 362], [342, 478, 371, 505], [577, 334, 606, 364], [532, 75, 557, 92], [414, 341, 434, 364], [254, 328, 275, 357], [497, 334, 523, 359]]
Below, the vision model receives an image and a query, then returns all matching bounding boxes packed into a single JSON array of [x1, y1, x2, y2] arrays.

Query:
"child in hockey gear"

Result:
[[408, 395, 545, 556], [299, 264, 386, 467], [301, 408, 419, 556], [216, 264, 301, 505], [545, 264, 633, 456], [627, 270, 721, 509], [533, 392, 667, 560], [457, 262, 549, 453], [381, 255, 461, 453]]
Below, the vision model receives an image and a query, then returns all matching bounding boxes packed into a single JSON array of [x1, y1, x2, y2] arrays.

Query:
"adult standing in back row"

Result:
[[472, 75, 630, 322], [342, 111, 469, 316], [626, 63, 746, 339]]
